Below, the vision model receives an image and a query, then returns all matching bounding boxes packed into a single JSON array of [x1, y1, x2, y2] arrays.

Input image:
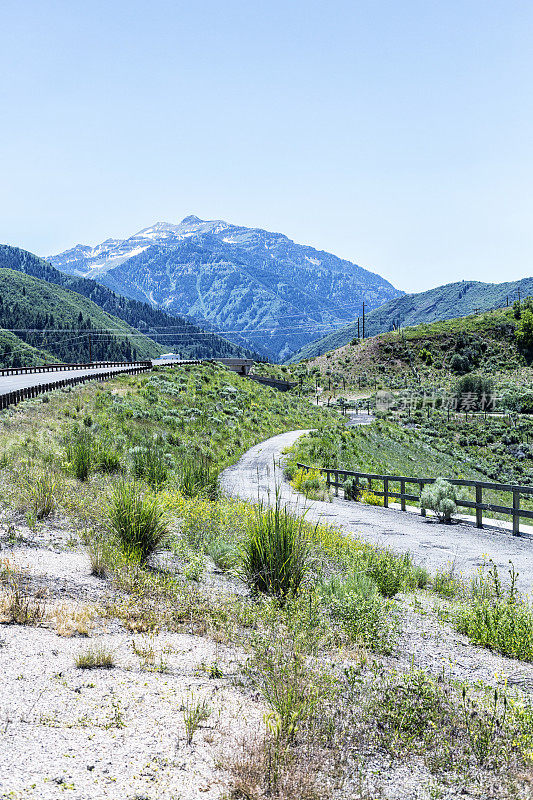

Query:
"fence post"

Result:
[[420, 480, 426, 516], [334, 470, 339, 497], [476, 485, 483, 528], [400, 479, 406, 511], [513, 490, 520, 536], [383, 477, 389, 508]]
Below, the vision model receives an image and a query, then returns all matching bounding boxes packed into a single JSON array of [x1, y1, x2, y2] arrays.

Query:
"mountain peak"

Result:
[[181, 215, 203, 224]]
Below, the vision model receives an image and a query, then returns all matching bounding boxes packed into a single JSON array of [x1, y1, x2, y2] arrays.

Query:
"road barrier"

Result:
[[296, 462, 533, 536], [0, 361, 152, 410]]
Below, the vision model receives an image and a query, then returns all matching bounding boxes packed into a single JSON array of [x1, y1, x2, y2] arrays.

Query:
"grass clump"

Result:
[[131, 441, 169, 488], [240, 496, 311, 601], [75, 645, 115, 669], [182, 692, 211, 744], [65, 428, 93, 481], [19, 468, 63, 520], [319, 572, 398, 653], [106, 480, 170, 564], [178, 457, 218, 499]]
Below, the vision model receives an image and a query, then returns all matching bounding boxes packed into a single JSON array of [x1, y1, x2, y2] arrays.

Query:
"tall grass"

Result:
[[178, 457, 218, 499], [65, 429, 92, 481], [240, 496, 311, 601], [20, 469, 63, 520], [131, 442, 169, 488], [106, 480, 170, 564]]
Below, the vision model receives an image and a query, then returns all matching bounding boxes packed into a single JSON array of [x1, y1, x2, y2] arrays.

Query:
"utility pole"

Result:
[[89, 333, 92, 363], [357, 318, 360, 339], [362, 302, 365, 340]]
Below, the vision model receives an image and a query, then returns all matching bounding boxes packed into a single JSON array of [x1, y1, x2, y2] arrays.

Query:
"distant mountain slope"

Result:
[[0, 268, 162, 363], [48, 216, 403, 361], [0, 245, 255, 360], [289, 278, 533, 361]]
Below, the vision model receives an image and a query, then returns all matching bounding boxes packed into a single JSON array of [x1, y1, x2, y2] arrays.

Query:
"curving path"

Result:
[[221, 428, 533, 593]]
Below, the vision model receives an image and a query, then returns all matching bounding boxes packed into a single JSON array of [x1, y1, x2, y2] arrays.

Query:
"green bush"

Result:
[[454, 374, 494, 411], [106, 480, 170, 564], [240, 497, 311, 601], [421, 478, 461, 523], [320, 571, 398, 653], [455, 596, 533, 661], [365, 549, 413, 597], [454, 562, 533, 661]]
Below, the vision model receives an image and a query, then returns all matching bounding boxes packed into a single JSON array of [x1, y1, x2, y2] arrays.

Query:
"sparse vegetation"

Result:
[[75, 645, 115, 669]]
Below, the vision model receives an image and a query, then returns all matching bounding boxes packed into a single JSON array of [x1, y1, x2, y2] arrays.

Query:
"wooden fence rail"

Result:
[[296, 462, 533, 536]]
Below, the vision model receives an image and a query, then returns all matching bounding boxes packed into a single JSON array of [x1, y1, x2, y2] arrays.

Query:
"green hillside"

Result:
[[300, 305, 533, 413], [0, 245, 256, 360], [0, 268, 162, 365], [290, 277, 533, 361]]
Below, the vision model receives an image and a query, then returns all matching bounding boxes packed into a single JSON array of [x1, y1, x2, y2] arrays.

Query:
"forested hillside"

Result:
[[0, 245, 255, 360], [0, 268, 162, 364]]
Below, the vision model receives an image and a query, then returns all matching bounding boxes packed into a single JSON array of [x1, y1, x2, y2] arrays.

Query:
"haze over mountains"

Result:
[[290, 277, 533, 361], [49, 216, 403, 361]]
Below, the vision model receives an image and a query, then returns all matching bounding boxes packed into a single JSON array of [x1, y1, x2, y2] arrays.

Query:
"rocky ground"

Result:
[[1, 432, 533, 798]]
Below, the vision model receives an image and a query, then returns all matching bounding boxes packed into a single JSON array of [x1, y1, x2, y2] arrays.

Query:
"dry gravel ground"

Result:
[[2, 424, 533, 799], [221, 428, 533, 594], [0, 544, 261, 800]]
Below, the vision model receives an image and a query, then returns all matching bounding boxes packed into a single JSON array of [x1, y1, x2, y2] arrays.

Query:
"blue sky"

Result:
[[1, 0, 531, 292]]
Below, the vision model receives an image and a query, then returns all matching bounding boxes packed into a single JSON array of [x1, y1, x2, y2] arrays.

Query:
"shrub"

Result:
[[343, 477, 361, 500], [421, 478, 461, 523], [183, 552, 206, 582], [362, 490, 384, 506], [240, 497, 311, 601], [454, 374, 494, 411], [106, 480, 170, 564], [319, 572, 398, 652], [515, 309, 533, 353], [455, 597, 533, 661], [365, 549, 413, 597], [453, 563, 533, 661], [291, 467, 329, 500]]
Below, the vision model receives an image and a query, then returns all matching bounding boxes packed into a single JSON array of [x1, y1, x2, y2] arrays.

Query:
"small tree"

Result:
[[515, 309, 533, 354], [421, 478, 462, 524]]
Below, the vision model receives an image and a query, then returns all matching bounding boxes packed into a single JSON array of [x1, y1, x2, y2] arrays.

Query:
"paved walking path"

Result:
[[221, 428, 533, 594]]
